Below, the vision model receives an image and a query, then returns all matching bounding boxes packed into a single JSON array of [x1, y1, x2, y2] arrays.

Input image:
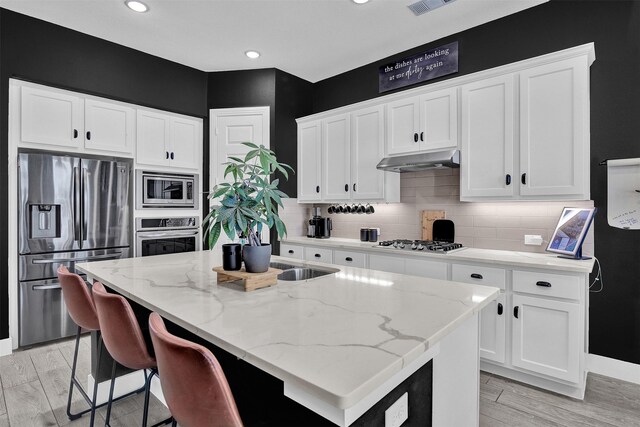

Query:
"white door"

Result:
[[419, 87, 458, 151], [519, 57, 588, 198], [297, 120, 322, 202], [136, 110, 171, 167], [84, 99, 134, 155], [351, 106, 386, 201], [460, 75, 515, 199], [322, 114, 351, 201], [405, 258, 448, 280], [479, 293, 506, 363], [20, 86, 83, 148], [385, 96, 420, 155], [211, 107, 269, 187], [511, 294, 580, 383], [170, 116, 201, 170]]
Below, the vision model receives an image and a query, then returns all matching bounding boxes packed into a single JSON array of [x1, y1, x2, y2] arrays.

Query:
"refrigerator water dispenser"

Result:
[[29, 204, 60, 239]]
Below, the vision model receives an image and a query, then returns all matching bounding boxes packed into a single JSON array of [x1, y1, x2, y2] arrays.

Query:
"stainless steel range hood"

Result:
[[376, 149, 460, 172]]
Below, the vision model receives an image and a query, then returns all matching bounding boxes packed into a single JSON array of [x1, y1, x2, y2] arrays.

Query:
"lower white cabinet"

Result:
[[405, 258, 448, 280], [333, 250, 367, 268], [280, 243, 304, 260], [480, 293, 507, 364], [511, 294, 581, 383], [368, 253, 405, 274], [303, 246, 333, 264]]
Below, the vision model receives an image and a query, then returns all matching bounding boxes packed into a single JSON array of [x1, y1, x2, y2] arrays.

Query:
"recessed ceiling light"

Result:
[[353, 0, 370, 4], [125, 1, 149, 13], [245, 51, 260, 59]]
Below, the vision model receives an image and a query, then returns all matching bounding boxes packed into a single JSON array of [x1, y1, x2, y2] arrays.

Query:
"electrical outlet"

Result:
[[524, 234, 543, 246], [385, 392, 408, 427]]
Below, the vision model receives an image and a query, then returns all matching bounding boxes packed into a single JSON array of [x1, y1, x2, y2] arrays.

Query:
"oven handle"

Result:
[[31, 252, 124, 264], [136, 230, 200, 238]]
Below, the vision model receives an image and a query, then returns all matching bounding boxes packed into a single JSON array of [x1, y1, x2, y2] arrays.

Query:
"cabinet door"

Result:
[[460, 75, 515, 199], [405, 258, 448, 280], [385, 96, 420, 155], [333, 250, 367, 268], [519, 57, 588, 198], [136, 110, 171, 167], [368, 254, 405, 274], [20, 86, 83, 148], [84, 99, 134, 155], [419, 87, 458, 151], [511, 294, 581, 383], [298, 121, 322, 202], [480, 293, 506, 364], [303, 247, 333, 264], [170, 117, 200, 170], [351, 105, 385, 201], [322, 114, 351, 201], [280, 243, 304, 260]]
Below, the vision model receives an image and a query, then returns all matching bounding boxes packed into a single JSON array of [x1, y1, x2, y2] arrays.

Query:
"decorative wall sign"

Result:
[[379, 41, 458, 93]]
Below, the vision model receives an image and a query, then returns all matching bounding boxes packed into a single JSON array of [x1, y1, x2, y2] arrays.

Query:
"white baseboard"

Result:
[[588, 354, 640, 385], [0, 338, 13, 357]]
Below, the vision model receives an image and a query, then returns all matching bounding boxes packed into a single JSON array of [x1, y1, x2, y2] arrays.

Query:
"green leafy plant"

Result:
[[203, 143, 293, 248]]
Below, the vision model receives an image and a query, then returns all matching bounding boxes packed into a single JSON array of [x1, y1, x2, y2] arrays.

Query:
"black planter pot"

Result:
[[242, 243, 272, 273]]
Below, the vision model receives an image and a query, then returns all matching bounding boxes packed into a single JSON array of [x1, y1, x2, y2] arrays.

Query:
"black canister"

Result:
[[368, 228, 379, 242], [360, 228, 370, 242], [222, 243, 242, 271]]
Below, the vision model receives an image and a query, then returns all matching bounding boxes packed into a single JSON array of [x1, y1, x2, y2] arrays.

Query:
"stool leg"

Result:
[[66, 325, 82, 420], [104, 359, 118, 427], [142, 368, 155, 427], [88, 334, 103, 427], [171, 419, 177, 427]]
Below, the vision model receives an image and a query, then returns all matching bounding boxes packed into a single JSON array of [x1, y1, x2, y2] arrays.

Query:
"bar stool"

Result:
[[92, 281, 171, 427], [149, 312, 243, 427]]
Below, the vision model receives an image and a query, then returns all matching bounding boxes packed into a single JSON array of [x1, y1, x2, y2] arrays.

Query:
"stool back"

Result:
[[149, 312, 243, 427], [92, 282, 155, 370], [57, 266, 100, 331]]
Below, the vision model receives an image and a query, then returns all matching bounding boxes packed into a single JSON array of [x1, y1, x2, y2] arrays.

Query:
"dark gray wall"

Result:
[[311, 0, 640, 364]]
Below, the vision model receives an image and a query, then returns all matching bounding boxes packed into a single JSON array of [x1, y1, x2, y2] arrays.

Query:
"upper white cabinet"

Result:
[[386, 87, 458, 155], [84, 99, 135, 154], [137, 109, 201, 171], [461, 53, 592, 201], [297, 106, 399, 204]]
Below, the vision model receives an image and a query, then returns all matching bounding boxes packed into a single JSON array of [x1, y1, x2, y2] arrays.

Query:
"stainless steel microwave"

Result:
[[136, 170, 199, 209]]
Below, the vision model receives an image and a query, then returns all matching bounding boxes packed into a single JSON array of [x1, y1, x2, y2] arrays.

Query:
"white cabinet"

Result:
[[511, 294, 581, 383], [137, 110, 201, 170], [351, 105, 387, 201], [280, 243, 304, 260], [519, 57, 589, 198], [405, 258, 448, 280], [84, 99, 134, 155], [333, 250, 367, 268], [386, 88, 458, 155], [297, 120, 323, 202], [322, 114, 351, 201], [368, 254, 405, 274], [480, 293, 506, 364], [460, 75, 515, 199], [303, 247, 333, 264]]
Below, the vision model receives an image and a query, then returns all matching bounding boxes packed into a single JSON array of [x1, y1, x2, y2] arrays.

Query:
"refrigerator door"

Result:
[[81, 159, 130, 249], [18, 153, 81, 254]]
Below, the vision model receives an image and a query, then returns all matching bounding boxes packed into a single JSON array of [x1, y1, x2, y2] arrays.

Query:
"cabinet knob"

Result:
[[514, 306, 519, 318], [420, 131, 424, 141], [521, 173, 527, 185], [345, 184, 349, 192], [345, 257, 353, 262], [316, 185, 320, 193], [166, 151, 169, 159], [86, 131, 91, 140], [73, 129, 78, 139], [288, 250, 294, 254], [470, 273, 483, 280], [314, 254, 321, 258], [536, 281, 552, 287], [353, 183, 356, 192], [506, 174, 511, 185], [497, 303, 503, 315], [413, 133, 419, 143], [170, 152, 175, 160]]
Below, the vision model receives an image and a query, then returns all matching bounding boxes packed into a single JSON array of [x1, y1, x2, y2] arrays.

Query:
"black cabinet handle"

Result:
[[345, 184, 349, 192], [414, 133, 419, 142], [506, 174, 511, 185], [345, 257, 353, 262], [536, 281, 552, 287], [288, 250, 294, 254], [170, 152, 175, 160], [314, 254, 321, 258], [470, 273, 483, 280], [86, 131, 91, 140], [420, 131, 424, 141], [73, 129, 78, 139], [316, 185, 320, 193], [497, 303, 503, 315], [514, 306, 519, 318], [353, 183, 356, 192], [166, 151, 169, 159], [521, 173, 527, 185]]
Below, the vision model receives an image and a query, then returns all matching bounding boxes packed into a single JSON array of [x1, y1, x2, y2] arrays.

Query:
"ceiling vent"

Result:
[[408, 0, 457, 16]]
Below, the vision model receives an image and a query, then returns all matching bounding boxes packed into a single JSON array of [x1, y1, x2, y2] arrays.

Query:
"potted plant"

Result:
[[203, 143, 292, 273]]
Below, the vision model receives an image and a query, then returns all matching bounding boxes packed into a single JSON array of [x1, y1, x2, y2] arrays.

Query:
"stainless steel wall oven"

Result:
[[135, 217, 201, 257]]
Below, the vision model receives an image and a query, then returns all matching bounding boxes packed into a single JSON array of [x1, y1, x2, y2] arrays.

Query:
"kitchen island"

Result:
[[77, 251, 499, 426]]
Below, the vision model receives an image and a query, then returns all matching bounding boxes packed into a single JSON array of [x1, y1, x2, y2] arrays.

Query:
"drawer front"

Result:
[[304, 246, 334, 264], [280, 243, 304, 260], [333, 250, 367, 268], [513, 270, 581, 300], [368, 254, 405, 274], [451, 264, 506, 290], [405, 258, 448, 280]]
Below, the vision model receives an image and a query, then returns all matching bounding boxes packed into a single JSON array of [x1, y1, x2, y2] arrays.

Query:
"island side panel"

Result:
[[432, 312, 480, 427]]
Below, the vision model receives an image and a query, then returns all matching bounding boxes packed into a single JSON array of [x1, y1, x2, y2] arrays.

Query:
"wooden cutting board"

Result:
[[421, 210, 446, 240], [213, 267, 283, 292]]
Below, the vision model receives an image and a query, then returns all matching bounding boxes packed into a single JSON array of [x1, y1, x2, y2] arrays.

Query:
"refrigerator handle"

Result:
[[73, 167, 82, 243], [81, 168, 87, 241]]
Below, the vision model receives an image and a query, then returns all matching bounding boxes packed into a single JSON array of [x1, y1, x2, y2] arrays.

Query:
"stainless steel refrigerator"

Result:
[[18, 152, 131, 347]]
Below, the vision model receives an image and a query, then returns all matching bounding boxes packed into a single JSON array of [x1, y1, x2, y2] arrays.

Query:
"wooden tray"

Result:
[[213, 266, 283, 292]]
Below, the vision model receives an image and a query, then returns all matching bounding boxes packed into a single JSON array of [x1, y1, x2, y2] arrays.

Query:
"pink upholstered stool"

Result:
[[149, 312, 243, 427]]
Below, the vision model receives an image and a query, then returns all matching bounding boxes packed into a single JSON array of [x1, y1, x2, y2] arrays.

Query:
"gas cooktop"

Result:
[[377, 239, 465, 253]]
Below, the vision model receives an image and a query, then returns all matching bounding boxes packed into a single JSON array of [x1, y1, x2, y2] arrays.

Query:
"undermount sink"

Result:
[[270, 262, 339, 281]]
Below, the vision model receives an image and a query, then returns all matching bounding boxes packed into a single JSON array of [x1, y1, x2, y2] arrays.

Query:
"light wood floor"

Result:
[[0, 337, 639, 426]]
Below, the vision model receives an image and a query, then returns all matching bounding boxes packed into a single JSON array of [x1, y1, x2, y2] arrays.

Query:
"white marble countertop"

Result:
[[282, 236, 596, 274], [76, 251, 498, 410]]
